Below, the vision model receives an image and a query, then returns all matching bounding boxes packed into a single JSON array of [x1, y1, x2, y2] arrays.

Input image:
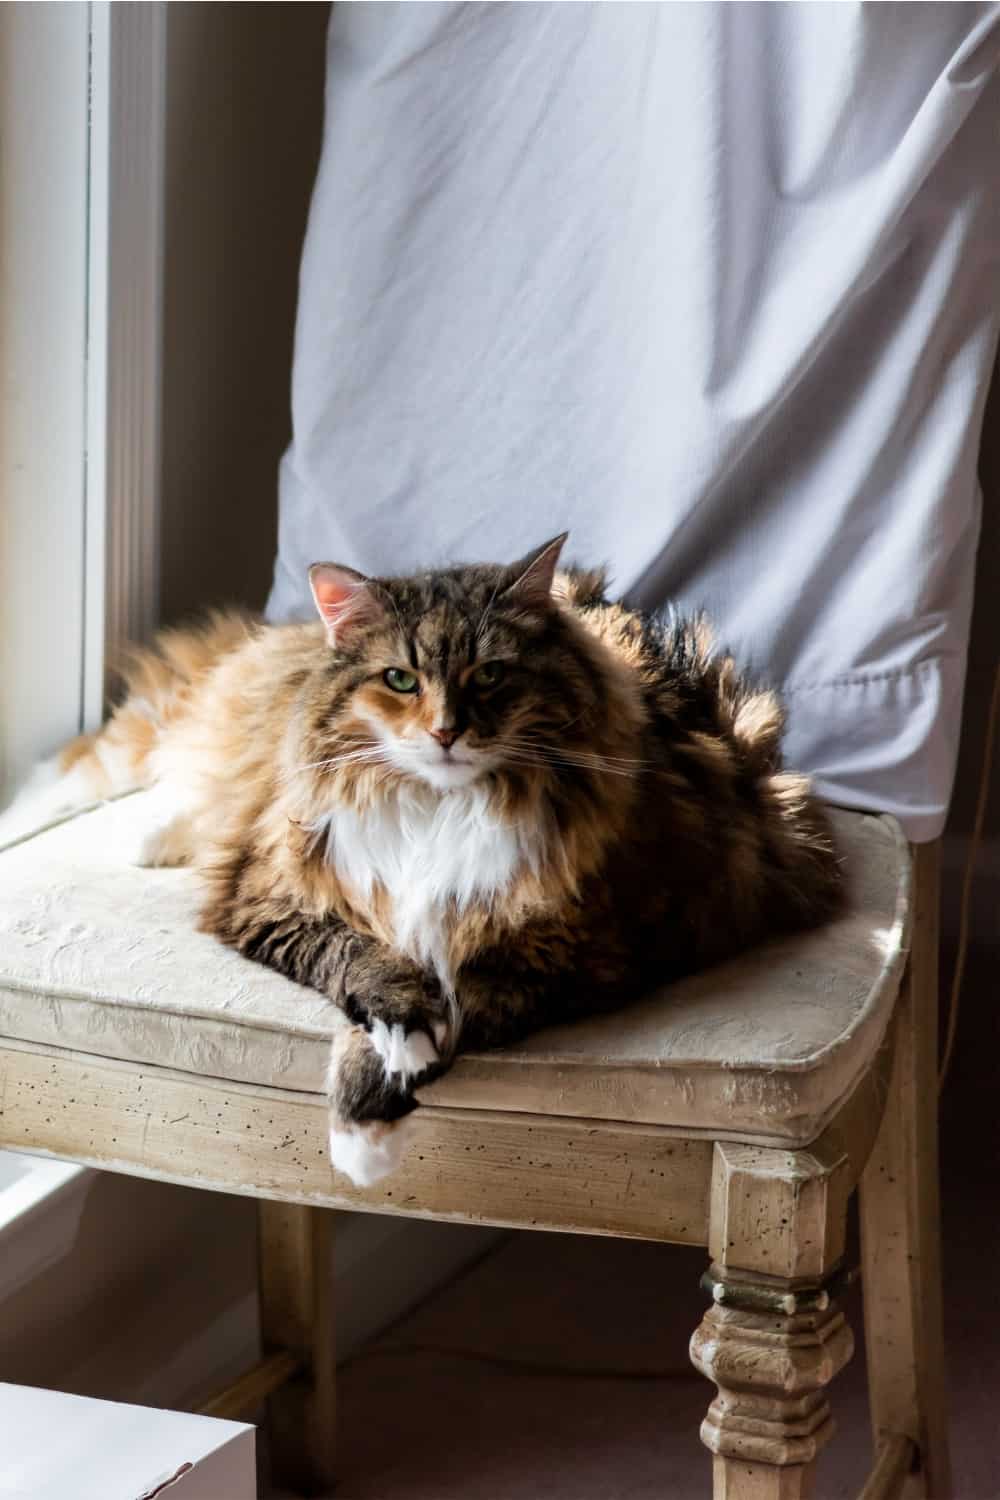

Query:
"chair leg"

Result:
[[858, 843, 952, 1498], [690, 1139, 855, 1499], [258, 1200, 337, 1496]]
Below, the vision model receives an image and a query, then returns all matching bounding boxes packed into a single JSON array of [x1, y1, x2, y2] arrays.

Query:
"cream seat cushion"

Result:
[[0, 798, 909, 1149]]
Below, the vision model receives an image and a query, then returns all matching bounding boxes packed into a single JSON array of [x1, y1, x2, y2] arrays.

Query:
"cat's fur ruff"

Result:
[[5, 537, 842, 1184]]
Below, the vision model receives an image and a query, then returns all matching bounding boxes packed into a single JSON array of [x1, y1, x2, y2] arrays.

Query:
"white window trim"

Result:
[[0, 4, 91, 801], [0, 1, 165, 1241]]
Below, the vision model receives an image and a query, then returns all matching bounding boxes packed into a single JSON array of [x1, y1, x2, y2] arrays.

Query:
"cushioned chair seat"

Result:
[[0, 798, 909, 1149]]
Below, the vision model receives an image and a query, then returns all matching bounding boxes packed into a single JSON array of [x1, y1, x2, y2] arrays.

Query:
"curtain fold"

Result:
[[269, 2, 1000, 840]]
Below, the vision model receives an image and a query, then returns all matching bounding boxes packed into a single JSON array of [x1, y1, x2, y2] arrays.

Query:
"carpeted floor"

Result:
[[273, 949, 998, 1499]]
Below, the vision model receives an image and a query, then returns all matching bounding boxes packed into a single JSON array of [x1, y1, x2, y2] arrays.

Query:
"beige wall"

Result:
[[159, 3, 328, 626]]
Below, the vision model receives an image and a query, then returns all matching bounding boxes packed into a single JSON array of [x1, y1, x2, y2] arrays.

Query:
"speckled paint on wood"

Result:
[[0, 1041, 712, 1244]]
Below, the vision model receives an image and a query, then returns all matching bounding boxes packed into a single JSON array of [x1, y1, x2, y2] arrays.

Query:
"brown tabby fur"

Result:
[[55, 539, 843, 1139]]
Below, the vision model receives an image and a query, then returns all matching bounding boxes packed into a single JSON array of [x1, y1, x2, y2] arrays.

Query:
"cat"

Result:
[[3, 535, 842, 1185]]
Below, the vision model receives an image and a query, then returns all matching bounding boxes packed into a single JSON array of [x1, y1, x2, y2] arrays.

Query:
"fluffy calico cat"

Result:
[[6, 536, 842, 1184]]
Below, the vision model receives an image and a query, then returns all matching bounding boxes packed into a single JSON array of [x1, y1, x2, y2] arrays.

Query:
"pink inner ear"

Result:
[[309, 563, 378, 643], [504, 532, 569, 608]]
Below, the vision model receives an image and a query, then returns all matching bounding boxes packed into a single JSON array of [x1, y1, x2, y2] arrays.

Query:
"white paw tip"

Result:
[[368, 1019, 439, 1082], [104, 802, 169, 868], [132, 830, 170, 868], [327, 1115, 413, 1187]]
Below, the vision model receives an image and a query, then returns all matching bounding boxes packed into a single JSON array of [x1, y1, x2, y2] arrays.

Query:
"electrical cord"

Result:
[[341, 1342, 698, 1383]]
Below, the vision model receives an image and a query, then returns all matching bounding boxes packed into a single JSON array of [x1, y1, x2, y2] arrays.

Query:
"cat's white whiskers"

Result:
[[283, 748, 389, 778], [500, 739, 656, 772], [501, 737, 647, 765], [497, 746, 645, 778], [502, 735, 653, 768], [553, 711, 589, 735], [368, 763, 399, 796]]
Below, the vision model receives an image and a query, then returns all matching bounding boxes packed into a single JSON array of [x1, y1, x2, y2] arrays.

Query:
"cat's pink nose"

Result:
[[430, 727, 459, 750]]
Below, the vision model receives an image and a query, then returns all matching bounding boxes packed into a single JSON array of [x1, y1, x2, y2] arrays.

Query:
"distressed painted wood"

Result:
[[859, 1436, 918, 1500], [707, 1140, 851, 1283], [706, 1455, 820, 1500], [692, 1136, 856, 1500], [691, 1297, 853, 1465], [0, 1042, 712, 1243], [859, 843, 952, 1498], [197, 1349, 299, 1421], [258, 1202, 336, 1494]]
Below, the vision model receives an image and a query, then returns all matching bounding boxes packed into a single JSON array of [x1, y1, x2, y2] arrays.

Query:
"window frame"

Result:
[[0, 1, 164, 802]]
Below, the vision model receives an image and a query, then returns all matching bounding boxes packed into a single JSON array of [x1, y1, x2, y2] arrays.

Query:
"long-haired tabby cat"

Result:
[[8, 536, 842, 1184]]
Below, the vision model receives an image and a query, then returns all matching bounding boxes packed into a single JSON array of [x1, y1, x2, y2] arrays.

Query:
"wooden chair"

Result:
[[0, 797, 950, 1499]]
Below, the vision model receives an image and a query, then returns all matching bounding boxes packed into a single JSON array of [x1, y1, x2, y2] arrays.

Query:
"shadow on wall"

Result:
[[159, 2, 328, 626], [0, 1172, 257, 1407], [951, 357, 1000, 848], [939, 352, 1000, 964]]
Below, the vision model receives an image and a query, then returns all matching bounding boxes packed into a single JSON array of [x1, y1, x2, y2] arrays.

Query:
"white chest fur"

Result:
[[317, 783, 545, 988]]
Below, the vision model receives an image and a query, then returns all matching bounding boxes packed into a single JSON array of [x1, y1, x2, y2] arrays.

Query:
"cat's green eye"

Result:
[[384, 667, 419, 693], [471, 661, 505, 690]]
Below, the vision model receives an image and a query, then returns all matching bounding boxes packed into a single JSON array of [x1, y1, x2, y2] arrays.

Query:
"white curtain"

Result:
[[268, 2, 1000, 841]]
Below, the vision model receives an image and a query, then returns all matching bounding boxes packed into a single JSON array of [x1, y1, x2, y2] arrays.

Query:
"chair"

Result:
[[0, 794, 950, 1499]]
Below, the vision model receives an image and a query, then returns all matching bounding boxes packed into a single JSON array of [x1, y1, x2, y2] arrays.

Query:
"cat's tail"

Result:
[[706, 644, 845, 929], [759, 770, 846, 930], [0, 610, 256, 847]]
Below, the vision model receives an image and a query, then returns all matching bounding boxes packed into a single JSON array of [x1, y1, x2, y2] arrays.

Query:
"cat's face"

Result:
[[309, 536, 605, 794]]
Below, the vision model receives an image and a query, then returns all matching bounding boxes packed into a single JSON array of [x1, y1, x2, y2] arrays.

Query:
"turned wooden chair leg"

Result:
[[859, 844, 952, 1499], [690, 1139, 855, 1500], [258, 1200, 337, 1496]]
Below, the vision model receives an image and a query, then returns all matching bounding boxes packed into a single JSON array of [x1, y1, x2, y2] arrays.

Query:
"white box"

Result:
[[0, 1382, 256, 1499]]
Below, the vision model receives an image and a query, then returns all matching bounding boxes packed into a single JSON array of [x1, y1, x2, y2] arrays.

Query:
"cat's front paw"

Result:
[[343, 982, 449, 1089], [326, 1025, 420, 1187], [328, 1114, 416, 1187], [367, 1016, 448, 1086]]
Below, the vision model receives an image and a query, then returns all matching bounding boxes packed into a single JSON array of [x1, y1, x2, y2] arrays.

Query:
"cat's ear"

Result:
[[502, 533, 569, 609], [308, 563, 384, 646]]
